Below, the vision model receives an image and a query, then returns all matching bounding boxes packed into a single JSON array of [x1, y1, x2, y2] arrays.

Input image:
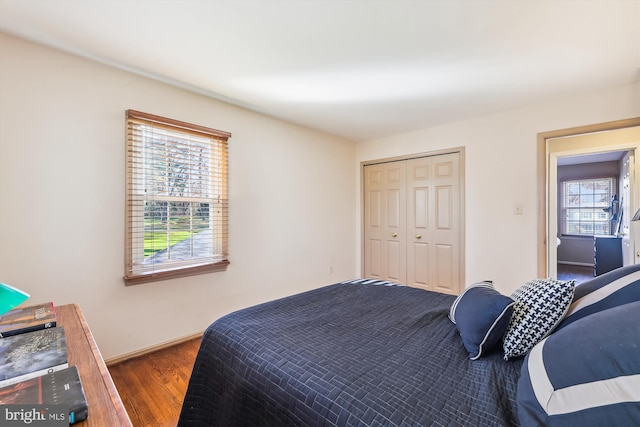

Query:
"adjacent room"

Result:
[[1, 1, 639, 426]]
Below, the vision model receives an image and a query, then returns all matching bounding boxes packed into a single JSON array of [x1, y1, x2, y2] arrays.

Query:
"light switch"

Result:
[[514, 203, 523, 215]]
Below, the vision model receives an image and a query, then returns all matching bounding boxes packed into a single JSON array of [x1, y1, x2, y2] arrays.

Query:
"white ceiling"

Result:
[[1, 0, 638, 141], [557, 150, 627, 166]]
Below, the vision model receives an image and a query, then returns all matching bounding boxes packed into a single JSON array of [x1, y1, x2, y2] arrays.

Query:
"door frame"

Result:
[[537, 117, 640, 277], [360, 146, 466, 286]]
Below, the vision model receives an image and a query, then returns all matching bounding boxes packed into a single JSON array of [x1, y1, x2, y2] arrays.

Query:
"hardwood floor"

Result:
[[557, 263, 595, 285], [108, 337, 201, 427]]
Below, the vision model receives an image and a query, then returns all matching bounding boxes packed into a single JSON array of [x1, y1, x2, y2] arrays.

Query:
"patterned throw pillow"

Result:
[[502, 278, 575, 360]]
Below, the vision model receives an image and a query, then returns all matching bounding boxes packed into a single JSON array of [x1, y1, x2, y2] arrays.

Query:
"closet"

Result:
[[363, 151, 463, 295]]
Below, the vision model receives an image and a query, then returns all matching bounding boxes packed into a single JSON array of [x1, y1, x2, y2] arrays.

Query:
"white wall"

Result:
[[2, 32, 639, 359], [0, 34, 357, 359], [356, 83, 640, 295]]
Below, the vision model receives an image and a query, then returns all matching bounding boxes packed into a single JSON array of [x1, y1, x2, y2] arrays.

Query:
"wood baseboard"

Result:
[[557, 261, 594, 267], [105, 332, 203, 366]]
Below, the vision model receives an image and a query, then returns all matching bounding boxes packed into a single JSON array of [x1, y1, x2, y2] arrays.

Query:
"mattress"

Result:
[[179, 280, 523, 426]]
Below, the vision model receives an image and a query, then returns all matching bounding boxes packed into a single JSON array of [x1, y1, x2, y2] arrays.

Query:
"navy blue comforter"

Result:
[[179, 281, 522, 426]]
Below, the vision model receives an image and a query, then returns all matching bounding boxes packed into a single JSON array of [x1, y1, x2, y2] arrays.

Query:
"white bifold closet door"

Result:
[[364, 152, 462, 295]]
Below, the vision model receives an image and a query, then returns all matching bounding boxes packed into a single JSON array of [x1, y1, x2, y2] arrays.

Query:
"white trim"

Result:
[[527, 338, 640, 416], [448, 281, 493, 324], [548, 375, 640, 415], [528, 339, 555, 410], [470, 301, 515, 361], [544, 124, 640, 278], [566, 270, 640, 316]]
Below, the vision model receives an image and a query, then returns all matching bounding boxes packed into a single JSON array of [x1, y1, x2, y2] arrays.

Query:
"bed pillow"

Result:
[[502, 278, 575, 360], [448, 280, 494, 322], [517, 301, 640, 426], [555, 264, 640, 331], [449, 281, 515, 360]]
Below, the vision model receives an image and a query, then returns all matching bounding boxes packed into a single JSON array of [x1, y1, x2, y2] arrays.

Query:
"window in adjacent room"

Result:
[[561, 177, 615, 236], [125, 110, 231, 284]]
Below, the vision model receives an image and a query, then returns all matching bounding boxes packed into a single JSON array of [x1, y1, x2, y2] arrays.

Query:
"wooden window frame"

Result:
[[125, 110, 231, 285]]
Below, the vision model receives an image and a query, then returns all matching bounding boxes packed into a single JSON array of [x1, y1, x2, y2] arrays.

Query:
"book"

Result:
[[0, 302, 57, 338], [0, 327, 68, 388], [0, 365, 88, 424]]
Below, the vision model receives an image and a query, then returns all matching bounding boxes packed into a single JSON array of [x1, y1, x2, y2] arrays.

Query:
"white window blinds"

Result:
[[125, 110, 230, 284], [561, 177, 615, 236]]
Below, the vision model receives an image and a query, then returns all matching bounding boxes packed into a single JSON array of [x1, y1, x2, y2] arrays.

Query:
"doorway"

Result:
[[537, 118, 640, 278], [555, 150, 629, 284]]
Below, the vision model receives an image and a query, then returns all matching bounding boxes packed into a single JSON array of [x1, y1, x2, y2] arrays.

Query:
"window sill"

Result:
[[123, 260, 229, 286]]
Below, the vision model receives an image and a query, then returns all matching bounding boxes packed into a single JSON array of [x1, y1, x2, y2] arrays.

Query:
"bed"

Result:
[[178, 267, 640, 427]]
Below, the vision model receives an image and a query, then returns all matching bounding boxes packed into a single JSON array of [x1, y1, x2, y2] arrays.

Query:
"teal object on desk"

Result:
[[0, 282, 30, 315]]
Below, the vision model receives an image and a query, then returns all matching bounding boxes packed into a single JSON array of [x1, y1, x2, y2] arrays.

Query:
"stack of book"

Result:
[[0, 303, 89, 424]]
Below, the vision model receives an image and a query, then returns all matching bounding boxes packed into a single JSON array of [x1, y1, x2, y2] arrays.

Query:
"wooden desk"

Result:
[[57, 304, 132, 426]]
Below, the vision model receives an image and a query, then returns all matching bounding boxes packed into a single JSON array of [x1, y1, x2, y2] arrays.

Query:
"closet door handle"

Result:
[[392, 233, 398, 238], [416, 234, 422, 239]]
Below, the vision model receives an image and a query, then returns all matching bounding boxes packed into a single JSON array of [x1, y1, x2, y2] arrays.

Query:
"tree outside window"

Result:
[[125, 110, 230, 284]]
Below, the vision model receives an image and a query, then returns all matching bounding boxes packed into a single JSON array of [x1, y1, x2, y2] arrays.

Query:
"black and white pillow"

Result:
[[502, 278, 575, 360]]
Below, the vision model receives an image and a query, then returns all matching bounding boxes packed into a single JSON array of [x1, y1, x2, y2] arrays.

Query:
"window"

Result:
[[125, 110, 231, 284], [561, 177, 615, 236]]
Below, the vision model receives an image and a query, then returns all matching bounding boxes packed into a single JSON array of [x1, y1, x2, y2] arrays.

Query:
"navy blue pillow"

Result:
[[518, 301, 640, 426], [556, 264, 640, 331], [449, 281, 514, 360]]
